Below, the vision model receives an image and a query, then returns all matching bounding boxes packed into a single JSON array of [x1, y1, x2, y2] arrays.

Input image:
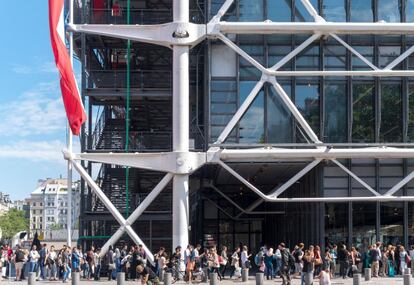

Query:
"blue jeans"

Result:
[[265, 264, 273, 279], [274, 259, 282, 277], [39, 261, 46, 279], [29, 262, 37, 273], [63, 264, 71, 281]]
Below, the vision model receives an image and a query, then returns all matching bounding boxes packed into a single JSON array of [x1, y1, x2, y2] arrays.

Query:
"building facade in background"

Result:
[[29, 179, 80, 238], [74, 0, 414, 253]]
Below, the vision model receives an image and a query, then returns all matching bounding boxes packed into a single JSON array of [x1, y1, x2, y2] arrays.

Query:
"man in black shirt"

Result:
[[136, 261, 160, 285]]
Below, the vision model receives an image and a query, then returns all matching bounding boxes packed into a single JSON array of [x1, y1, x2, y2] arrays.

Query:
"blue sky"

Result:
[[0, 1, 80, 200]]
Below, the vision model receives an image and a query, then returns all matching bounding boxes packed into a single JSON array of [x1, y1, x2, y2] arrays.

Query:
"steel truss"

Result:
[[65, 0, 414, 257]]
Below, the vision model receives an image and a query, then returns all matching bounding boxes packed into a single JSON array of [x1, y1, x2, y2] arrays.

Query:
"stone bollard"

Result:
[[159, 268, 164, 282], [242, 269, 249, 282], [209, 273, 217, 285], [255, 273, 264, 285], [28, 272, 36, 285], [71, 272, 80, 285], [304, 273, 313, 285], [364, 268, 371, 281], [405, 273, 413, 285], [353, 273, 361, 285], [117, 272, 125, 285], [164, 272, 172, 285], [202, 268, 208, 283], [406, 268, 412, 275]]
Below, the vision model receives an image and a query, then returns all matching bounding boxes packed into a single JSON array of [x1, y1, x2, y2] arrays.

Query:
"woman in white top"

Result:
[[400, 246, 409, 274], [318, 267, 331, 285], [47, 245, 58, 280], [230, 248, 240, 279], [29, 245, 40, 273], [240, 246, 251, 269]]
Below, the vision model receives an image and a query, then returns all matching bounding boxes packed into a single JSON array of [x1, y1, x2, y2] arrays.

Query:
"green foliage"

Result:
[[0, 209, 29, 238], [49, 223, 61, 230]]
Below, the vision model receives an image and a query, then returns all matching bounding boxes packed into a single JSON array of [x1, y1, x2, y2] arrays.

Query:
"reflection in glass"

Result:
[[380, 84, 402, 142], [378, 0, 401, 22], [407, 0, 414, 22], [239, 0, 264, 21], [352, 46, 374, 70], [267, 84, 292, 143], [379, 46, 401, 68], [295, 0, 318, 22], [295, 83, 320, 140], [324, 82, 347, 142], [352, 83, 375, 143], [267, 0, 291, 22], [323, 0, 346, 22], [324, 46, 346, 70], [380, 202, 403, 246], [296, 46, 320, 70], [325, 203, 348, 247], [353, 203, 376, 252], [350, 0, 373, 22], [408, 85, 414, 142], [239, 81, 264, 143]]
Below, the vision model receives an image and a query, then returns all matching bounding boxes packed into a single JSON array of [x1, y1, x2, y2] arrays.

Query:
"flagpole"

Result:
[[67, 0, 74, 248]]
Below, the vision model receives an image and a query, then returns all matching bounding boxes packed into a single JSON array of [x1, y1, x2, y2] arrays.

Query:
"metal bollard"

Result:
[[242, 269, 248, 282], [353, 273, 361, 285], [202, 268, 208, 283], [117, 272, 125, 285], [164, 272, 172, 285], [364, 268, 371, 281], [71, 272, 80, 285], [405, 274, 413, 285], [255, 273, 264, 285], [406, 268, 412, 275], [28, 272, 36, 285], [209, 273, 217, 285]]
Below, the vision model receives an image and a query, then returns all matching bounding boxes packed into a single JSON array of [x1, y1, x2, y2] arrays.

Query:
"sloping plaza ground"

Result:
[[0, 276, 410, 285]]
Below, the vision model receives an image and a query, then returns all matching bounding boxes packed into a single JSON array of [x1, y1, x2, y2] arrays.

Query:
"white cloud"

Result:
[[0, 139, 81, 163], [11, 61, 57, 75], [0, 81, 67, 137]]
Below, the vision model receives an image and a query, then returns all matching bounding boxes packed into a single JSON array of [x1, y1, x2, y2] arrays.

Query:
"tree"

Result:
[[0, 209, 29, 239]]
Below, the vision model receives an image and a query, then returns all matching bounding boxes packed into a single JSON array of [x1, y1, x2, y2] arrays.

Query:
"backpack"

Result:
[[16, 250, 25, 262], [254, 254, 260, 266]]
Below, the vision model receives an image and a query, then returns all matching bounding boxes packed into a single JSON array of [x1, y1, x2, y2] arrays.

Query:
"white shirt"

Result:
[[409, 250, 414, 260], [241, 250, 248, 264], [30, 250, 39, 262], [275, 249, 282, 259]]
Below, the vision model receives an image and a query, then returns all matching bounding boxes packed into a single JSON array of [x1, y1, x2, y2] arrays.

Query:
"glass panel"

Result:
[[378, 0, 401, 22], [352, 203, 376, 252], [295, 0, 318, 22], [379, 46, 401, 69], [239, 81, 265, 143], [408, 85, 414, 142], [409, 203, 414, 245], [239, 0, 264, 21], [295, 83, 320, 139], [380, 83, 402, 142], [352, 46, 374, 71], [267, 0, 292, 21], [380, 202, 404, 246], [324, 82, 347, 142], [324, 45, 346, 70], [352, 83, 375, 143], [350, 0, 373, 22], [296, 45, 320, 70], [267, 84, 292, 143], [325, 203, 348, 247], [407, 0, 414, 22], [323, 0, 346, 22]]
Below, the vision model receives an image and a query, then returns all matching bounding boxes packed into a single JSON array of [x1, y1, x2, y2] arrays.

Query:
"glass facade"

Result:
[[206, 0, 414, 249]]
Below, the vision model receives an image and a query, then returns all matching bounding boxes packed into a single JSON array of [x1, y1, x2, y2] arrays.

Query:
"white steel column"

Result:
[[67, 0, 74, 248], [172, 0, 190, 250]]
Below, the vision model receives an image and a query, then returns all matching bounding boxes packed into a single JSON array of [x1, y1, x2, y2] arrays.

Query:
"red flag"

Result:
[[49, 0, 86, 135]]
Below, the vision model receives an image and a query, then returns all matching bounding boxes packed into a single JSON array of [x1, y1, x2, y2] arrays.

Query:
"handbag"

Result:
[[108, 263, 116, 270], [245, 260, 252, 268]]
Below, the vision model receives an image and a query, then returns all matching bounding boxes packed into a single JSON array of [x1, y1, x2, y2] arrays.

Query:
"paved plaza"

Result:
[[0, 277, 410, 285]]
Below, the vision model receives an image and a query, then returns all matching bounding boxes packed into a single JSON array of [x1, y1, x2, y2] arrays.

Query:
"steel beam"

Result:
[[218, 22, 414, 35]]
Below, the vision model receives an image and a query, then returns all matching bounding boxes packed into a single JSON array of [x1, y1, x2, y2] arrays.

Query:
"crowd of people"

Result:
[[1, 241, 414, 285]]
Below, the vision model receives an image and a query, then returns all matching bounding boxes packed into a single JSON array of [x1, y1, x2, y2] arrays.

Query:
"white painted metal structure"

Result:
[[64, 0, 414, 258]]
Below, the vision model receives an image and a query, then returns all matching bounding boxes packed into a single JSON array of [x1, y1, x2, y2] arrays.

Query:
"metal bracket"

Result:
[[69, 22, 206, 48]]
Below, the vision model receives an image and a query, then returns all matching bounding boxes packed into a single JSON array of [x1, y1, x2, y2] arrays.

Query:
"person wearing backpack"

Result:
[[370, 244, 380, 277], [279, 243, 294, 285], [14, 245, 25, 281]]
